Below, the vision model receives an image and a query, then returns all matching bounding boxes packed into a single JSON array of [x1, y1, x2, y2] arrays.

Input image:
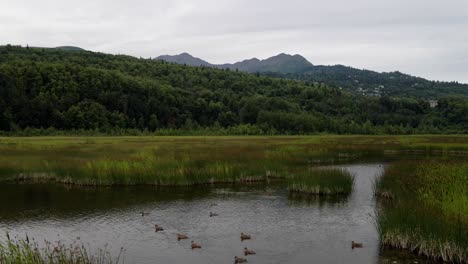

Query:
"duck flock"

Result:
[[141, 208, 256, 263], [141, 206, 363, 263]]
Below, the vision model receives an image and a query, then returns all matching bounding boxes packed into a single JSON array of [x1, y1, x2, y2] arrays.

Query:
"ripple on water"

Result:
[[0, 164, 432, 264]]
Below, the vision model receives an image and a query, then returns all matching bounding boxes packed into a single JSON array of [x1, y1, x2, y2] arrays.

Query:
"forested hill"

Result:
[[265, 67, 468, 99], [156, 53, 468, 99], [0, 45, 466, 135]]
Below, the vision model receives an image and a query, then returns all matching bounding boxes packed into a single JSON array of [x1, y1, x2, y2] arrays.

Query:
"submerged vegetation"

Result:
[[0, 235, 122, 264], [376, 161, 468, 263], [287, 168, 354, 195]]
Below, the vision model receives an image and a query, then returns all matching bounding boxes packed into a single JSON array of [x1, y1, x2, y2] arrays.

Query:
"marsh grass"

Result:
[[376, 161, 468, 263], [0, 235, 123, 264], [0, 136, 363, 186], [287, 168, 354, 195], [0, 135, 466, 187]]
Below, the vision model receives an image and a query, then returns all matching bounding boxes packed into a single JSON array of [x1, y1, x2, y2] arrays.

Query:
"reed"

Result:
[[287, 168, 354, 195], [0, 235, 123, 264], [376, 161, 468, 263], [0, 135, 467, 187]]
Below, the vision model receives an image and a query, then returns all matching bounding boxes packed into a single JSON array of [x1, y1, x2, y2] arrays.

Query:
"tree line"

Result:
[[0, 45, 466, 135]]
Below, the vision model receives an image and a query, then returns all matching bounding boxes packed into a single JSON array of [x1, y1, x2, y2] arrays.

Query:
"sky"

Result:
[[1, 0, 467, 83]]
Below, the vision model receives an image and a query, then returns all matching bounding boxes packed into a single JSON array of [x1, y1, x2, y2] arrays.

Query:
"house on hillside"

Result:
[[428, 100, 438, 108]]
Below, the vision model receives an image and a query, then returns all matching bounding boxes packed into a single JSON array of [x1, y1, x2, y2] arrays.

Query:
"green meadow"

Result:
[[0, 136, 345, 186], [1, 135, 466, 186]]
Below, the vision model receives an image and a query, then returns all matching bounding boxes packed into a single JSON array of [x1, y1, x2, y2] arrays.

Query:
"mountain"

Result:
[[156, 52, 211, 67], [155, 53, 313, 74], [55, 46, 85, 51], [155, 53, 468, 99]]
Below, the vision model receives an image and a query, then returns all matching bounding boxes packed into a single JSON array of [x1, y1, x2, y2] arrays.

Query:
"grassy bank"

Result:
[[0, 135, 466, 187], [287, 168, 354, 195], [376, 161, 468, 263], [0, 136, 353, 186], [0, 236, 122, 264]]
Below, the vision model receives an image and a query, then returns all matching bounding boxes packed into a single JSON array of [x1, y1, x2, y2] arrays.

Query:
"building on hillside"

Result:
[[428, 100, 438, 108]]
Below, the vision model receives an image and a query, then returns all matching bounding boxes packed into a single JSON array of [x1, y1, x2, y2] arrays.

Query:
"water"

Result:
[[0, 164, 432, 263]]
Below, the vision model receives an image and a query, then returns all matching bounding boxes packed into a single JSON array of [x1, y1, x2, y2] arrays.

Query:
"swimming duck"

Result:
[[140, 212, 149, 216], [155, 225, 164, 232], [352, 241, 363, 249], [235, 256, 248, 263], [244, 247, 256, 255], [191, 241, 202, 249], [209, 212, 218, 217], [240, 233, 251, 241], [177, 234, 188, 240]]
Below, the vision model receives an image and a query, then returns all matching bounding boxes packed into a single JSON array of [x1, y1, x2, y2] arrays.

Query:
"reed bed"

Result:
[[0, 135, 466, 187], [0, 137, 365, 186], [376, 161, 468, 263], [287, 168, 354, 195], [0, 235, 122, 264]]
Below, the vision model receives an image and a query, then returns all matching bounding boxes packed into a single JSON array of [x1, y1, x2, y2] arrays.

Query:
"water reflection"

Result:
[[0, 164, 432, 264]]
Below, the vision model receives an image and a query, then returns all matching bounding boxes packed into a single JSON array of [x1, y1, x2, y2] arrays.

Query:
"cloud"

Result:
[[0, 0, 467, 82]]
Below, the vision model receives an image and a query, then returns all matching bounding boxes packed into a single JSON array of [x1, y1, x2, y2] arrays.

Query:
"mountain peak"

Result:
[[55, 46, 85, 51], [155, 52, 313, 74], [155, 53, 211, 67]]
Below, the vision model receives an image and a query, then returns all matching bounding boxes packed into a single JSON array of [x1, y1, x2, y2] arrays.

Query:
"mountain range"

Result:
[[156, 53, 468, 98], [156, 53, 312, 74], [155, 53, 313, 74]]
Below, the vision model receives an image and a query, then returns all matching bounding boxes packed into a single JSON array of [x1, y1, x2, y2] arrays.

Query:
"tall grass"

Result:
[[0, 235, 123, 264], [0, 135, 466, 187], [0, 137, 366, 186], [287, 168, 354, 195], [376, 161, 468, 263]]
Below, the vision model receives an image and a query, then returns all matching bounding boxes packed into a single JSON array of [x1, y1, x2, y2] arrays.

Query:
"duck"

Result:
[[240, 233, 251, 241], [351, 241, 363, 249], [177, 234, 188, 240], [154, 225, 164, 232], [209, 212, 219, 217], [191, 241, 202, 249], [140, 212, 149, 216], [244, 247, 256, 255], [234, 256, 248, 263], [210, 203, 218, 207]]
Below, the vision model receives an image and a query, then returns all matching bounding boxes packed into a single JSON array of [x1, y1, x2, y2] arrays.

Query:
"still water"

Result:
[[0, 164, 431, 263]]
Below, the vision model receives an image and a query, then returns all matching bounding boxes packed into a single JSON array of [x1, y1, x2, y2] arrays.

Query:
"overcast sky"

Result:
[[1, 0, 467, 83]]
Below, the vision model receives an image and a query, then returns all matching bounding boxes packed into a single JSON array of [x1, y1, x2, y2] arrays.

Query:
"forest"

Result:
[[0, 45, 466, 135], [264, 66, 468, 99]]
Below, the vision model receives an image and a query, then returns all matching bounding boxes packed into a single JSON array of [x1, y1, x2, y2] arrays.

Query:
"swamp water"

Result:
[[0, 164, 433, 264]]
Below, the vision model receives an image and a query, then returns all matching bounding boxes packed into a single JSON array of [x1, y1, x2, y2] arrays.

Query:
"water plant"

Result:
[[376, 161, 468, 263], [287, 168, 354, 195], [0, 235, 123, 264]]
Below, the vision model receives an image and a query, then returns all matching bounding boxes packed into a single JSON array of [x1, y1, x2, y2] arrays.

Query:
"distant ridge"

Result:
[[155, 53, 313, 74], [55, 46, 85, 51], [156, 52, 211, 67], [154, 52, 468, 98]]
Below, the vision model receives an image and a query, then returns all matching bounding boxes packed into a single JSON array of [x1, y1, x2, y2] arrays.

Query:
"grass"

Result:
[[0, 235, 123, 264], [0, 136, 357, 186], [287, 168, 354, 195], [0, 135, 466, 187], [376, 161, 468, 263]]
